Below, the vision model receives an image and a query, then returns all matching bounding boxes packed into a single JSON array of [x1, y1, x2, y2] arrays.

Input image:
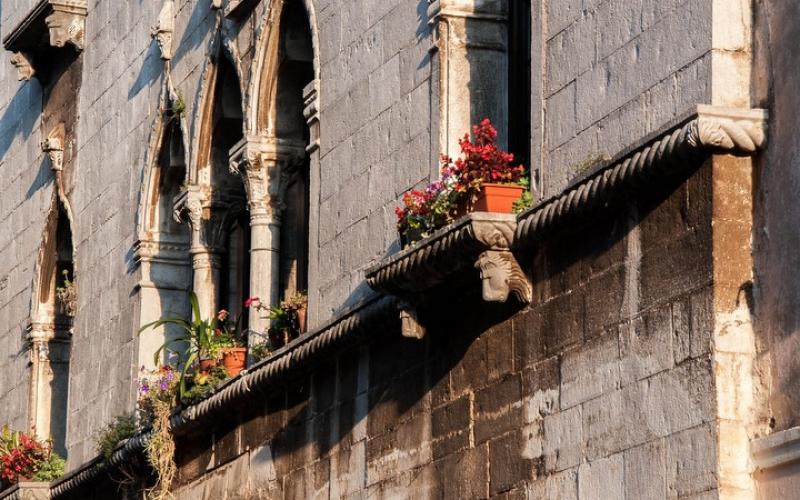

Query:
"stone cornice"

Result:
[[752, 427, 800, 471], [3, 0, 87, 53], [3, 0, 87, 80], [514, 105, 768, 249], [49, 295, 398, 499]]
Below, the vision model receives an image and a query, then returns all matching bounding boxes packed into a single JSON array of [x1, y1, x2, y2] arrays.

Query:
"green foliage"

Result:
[[573, 152, 608, 175], [137, 292, 242, 399], [180, 367, 229, 405], [168, 94, 186, 117], [94, 413, 138, 460], [512, 176, 536, 214], [31, 452, 65, 481]]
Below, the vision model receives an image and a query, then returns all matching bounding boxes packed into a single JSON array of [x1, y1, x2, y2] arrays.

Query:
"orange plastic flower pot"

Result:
[[472, 183, 524, 213]]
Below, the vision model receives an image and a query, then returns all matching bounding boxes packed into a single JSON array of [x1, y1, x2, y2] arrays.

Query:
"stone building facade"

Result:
[[0, 0, 796, 499]]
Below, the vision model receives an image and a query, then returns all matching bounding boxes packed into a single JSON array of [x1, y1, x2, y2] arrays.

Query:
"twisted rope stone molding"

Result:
[[514, 105, 768, 249], [49, 296, 397, 499], [365, 213, 532, 338]]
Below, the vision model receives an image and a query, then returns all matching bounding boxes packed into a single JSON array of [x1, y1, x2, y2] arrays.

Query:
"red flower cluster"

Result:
[[0, 433, 47, 484], [444, 118, 524, 192]]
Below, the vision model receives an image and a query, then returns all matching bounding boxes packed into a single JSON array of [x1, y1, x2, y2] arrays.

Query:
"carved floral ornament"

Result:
[[228, 136, 305, 220], [41, 125, 66, 172]]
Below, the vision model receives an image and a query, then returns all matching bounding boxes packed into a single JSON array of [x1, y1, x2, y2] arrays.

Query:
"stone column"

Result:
[[27, 322, 55, 443], [229, 136, 305, 334], [428, 0, 509, 159], [177, 186, 224, 319]]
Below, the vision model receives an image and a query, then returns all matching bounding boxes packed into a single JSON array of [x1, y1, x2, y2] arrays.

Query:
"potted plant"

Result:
[[138, 293, 248, 394], [394, 119, 529, 247], [443, 118, 526, 213], [0, 426, 65, 488], [282, 291, 308, 334]]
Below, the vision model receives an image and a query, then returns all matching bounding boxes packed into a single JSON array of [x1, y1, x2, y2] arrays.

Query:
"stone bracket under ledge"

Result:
[[365, 213, 531, 339], [2, 0, 87, 81]]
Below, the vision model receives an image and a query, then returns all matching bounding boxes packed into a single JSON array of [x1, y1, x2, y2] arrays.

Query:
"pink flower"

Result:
[[244, 297, 260, 308], [217, 309, 229, 321]]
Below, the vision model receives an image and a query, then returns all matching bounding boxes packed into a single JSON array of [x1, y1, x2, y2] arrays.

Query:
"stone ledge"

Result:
[[0, 481, 52, 500], [49, 295, 397, 498], [514, 105, 768, 249], [365, 213, 531, 338], [752, 427, 800, 471]]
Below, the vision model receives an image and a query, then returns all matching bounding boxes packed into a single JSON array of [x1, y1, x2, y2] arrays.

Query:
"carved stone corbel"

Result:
[[471, 218, 531, 303], [10, 52, 35, 81], [46, 0, 88, 50], [41, 125, 66, 172], [689, 105, 768, 155], [152, 0, 174, 61], [399, 302, 426, 339]]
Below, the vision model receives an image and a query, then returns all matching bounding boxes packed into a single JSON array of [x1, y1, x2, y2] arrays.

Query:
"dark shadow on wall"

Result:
[[213, 159, 708, 476], [25, 156, 53, 199], [129, 44, 163, 99], [0, 79, 41, 163], [171, 0, 216, 68]]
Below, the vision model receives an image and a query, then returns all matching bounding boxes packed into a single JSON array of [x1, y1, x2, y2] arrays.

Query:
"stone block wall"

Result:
[[312, 0, 434, 319], [539, 0, 712, 197], [0, 8, 47, 435], [100, 162, 720, 499]]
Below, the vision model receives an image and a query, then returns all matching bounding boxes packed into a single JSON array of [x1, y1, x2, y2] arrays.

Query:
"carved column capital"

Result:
[[229, 135, 306, 224], [151, 0, 174, 61], [46, 0, 88, 50], [10, 52, 35, 81]]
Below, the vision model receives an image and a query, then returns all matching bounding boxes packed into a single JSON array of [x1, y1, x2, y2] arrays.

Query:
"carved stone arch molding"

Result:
[[133, 79, 193, 369], [245, 0, 321, 137], [28, 189, 75, 457]]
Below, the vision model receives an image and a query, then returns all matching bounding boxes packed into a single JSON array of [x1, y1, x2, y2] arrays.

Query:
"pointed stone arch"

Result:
[[229, 0, 319, 334], [245, 0, 320, 137], [178, 35, 250, 320], [28, 191, 75, 458], [134, 83, 192, 368]]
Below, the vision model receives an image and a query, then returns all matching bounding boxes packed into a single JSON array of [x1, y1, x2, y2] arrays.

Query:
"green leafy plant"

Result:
[[94, 413, 138, 460], [138, 292, 244, 398], [573, 152, 608, 176], [512, 176, 535, 214], [180, 366, 229, 405], [55, 269, 76, 317], [31, 452, 65, 481], [0, 426, 64, 486], [167, 93, 186, 117], [137, 366, 178, 500]]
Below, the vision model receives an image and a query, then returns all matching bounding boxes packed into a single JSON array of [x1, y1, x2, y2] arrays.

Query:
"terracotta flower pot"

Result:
[[198, 357, 217, 373], [221, 348, 247, 377], [296, 306, 308, 334], [471, 183, 524, 213]]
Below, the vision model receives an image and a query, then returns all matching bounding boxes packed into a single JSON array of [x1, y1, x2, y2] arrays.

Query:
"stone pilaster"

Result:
[[229, 135, 305, 334], [428, 0, 509, 159]]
